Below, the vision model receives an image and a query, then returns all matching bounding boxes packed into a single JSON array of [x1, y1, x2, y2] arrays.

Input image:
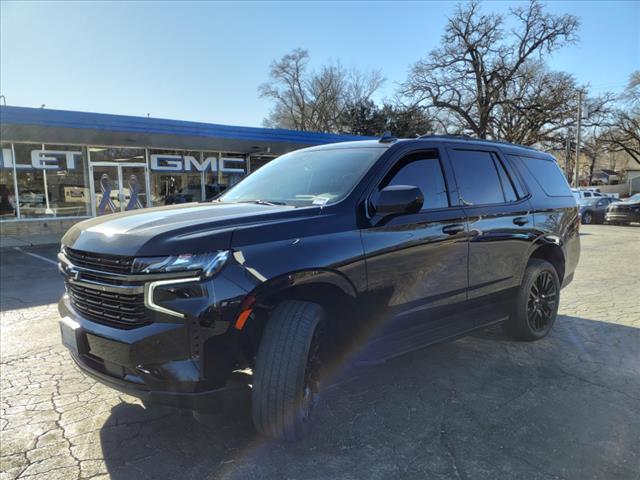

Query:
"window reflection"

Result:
[[12, 144, 90, 218], [0, 143, 17, 218]]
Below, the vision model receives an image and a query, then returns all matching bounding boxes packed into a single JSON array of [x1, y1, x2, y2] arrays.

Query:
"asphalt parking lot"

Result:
[[1, 224, 639, 480]]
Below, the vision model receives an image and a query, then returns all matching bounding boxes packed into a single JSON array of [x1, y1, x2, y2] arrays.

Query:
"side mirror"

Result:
[[372, 185, 424, 217]]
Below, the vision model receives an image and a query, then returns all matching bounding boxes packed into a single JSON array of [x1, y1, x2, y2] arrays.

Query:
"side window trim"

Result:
[[501, 153, 530, 199], [490, 153, 511, 202]]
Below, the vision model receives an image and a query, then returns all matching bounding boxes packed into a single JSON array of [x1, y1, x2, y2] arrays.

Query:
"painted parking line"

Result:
[[13, 247, 59, 267]]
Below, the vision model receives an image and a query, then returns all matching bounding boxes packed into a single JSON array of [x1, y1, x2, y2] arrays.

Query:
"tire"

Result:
[[503, 259, 560, 342], [582, 211, 593, 224], [252, 300, 325, 441]]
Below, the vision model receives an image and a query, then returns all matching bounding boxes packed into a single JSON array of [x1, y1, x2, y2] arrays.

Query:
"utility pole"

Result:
[[565, 134, 571, 180], [573, 90, 583, 187]]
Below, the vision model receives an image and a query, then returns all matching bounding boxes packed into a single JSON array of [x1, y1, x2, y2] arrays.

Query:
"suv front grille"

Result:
[[67, 282, 149, 328], [64, 248, 134, 274], [611, 204, 630, 212]]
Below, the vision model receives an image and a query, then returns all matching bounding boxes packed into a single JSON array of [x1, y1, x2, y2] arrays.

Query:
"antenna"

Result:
[[378, 131, 397, 144]]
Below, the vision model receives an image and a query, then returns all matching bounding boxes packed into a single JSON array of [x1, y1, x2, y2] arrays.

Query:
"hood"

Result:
[[62, 202, 318, 256]]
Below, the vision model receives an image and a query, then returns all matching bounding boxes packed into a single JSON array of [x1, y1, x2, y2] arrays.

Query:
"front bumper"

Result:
[[58, 268, 250, 411], [605, 211, 640, 223], [68, 348, 250, 411]]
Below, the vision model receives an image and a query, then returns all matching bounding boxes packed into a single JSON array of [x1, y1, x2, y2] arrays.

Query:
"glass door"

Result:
[[90, 163, 148, 216], [92, 165, 121, 216], [120, 165, 147, 211]]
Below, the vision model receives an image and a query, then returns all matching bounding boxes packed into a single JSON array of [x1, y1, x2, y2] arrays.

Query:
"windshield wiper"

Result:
[[239, 199, 288, 206]]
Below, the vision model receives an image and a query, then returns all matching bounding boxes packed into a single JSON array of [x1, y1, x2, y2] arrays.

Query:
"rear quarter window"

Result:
[[510, 155, 572, 197]]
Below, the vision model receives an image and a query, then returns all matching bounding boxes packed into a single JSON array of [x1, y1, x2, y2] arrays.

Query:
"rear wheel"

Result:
[[504, 259, 560, 341], [251, 300, 325, 441], [582, 211, 593, 224]]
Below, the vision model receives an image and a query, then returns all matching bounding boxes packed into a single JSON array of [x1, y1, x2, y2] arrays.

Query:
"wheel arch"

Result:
[[235, 269, 359, 359], [527, 237, 566, 284]]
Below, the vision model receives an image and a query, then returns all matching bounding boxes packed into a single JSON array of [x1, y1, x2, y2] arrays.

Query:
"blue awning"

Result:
[[0, 106, 372, 154]]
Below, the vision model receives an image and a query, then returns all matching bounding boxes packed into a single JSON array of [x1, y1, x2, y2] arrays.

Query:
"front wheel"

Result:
[[582, 211, 593, 224], [504, 259, 560, 341], [251, 300, 325, 441]]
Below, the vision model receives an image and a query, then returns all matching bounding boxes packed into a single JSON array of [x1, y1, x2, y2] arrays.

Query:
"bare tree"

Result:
[[403, 0, 579, 141], [603, 71, 640, 165], [259, 49, 384, 133], [493, 62, 578, 145]]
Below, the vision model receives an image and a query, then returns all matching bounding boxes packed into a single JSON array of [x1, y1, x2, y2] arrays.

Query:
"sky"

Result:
[[1, 0, 639, 128]]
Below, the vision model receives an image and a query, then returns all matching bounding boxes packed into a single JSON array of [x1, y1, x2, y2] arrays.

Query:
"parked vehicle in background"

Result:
[[57, 136, 580, 441], [571, 188, 618, 205], [605, 193, 640, 225], [579, 197, 620, 224]]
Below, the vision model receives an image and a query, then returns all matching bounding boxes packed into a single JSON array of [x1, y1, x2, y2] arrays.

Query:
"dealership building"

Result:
[[0, 106, 365, 237]]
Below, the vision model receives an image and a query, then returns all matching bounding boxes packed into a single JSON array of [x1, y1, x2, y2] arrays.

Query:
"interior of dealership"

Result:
[[0, 106, 365, 236]]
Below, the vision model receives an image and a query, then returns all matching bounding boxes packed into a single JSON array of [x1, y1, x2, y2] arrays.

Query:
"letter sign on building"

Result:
[[30, 150, 80, 170], [1, 148, 81, 170], [149, 154, 244, 173]]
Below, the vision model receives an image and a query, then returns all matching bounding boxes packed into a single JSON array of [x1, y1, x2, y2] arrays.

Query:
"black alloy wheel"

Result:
[[503, 258, 560, 341], [527, 270, 557, 332]]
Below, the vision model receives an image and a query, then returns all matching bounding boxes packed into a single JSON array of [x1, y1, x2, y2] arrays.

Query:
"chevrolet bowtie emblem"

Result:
[[67, 266, 80, 281]]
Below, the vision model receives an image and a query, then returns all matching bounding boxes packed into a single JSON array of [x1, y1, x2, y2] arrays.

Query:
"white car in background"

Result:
[[571, 188, 617, 205]]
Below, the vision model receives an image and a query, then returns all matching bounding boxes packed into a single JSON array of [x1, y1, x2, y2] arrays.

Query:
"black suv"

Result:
[[58, 136, 580, 441]]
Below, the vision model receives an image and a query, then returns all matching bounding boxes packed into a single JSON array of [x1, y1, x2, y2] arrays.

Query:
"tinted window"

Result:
[[516, 156, 573, 197], [220, 147, 384, 207], [493, 155, 518, 202], [584, 192, 592, 197], [449, 150, 504, 205], [385, 156, 448, 210]]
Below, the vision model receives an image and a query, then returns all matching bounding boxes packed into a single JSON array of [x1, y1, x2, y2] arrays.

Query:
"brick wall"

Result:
[[0, 218, 86, 237]]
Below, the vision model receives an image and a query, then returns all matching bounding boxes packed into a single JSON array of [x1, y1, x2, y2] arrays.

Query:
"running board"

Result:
[[353, 316, 508, 366]]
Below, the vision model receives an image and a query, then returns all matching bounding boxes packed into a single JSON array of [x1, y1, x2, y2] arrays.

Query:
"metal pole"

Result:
[[10, 143, 21, 219], [41, 143, 53, 215], [565, 135, 570, 180], [573, 91, 583, 187]]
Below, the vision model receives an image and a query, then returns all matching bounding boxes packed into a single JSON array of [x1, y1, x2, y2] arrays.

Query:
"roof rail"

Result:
[[378, 131, 397, 144], [417, 134, 538, 150], [417, 134, 476, 140]]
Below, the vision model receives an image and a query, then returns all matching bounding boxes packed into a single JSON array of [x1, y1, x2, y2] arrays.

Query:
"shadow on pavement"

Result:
[[100, 315, 640, 480]]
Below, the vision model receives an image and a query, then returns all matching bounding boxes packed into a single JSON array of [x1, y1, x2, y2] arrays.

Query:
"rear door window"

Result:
[[448, 149, 505, 205]]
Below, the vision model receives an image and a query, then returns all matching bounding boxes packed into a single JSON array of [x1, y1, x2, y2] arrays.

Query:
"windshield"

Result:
[[219, 147, 384, 207]]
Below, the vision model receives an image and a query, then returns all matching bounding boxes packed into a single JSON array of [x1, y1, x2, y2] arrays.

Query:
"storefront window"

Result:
[[149, 150, 204, 206], [12, 143, 90, 218], [0, 143, 17, 218], [249, 155, 277, 174], [219, 153, 247, 188], [88, 147, 146, 163]]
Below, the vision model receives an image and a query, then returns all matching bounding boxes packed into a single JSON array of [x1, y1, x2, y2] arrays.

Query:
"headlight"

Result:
[[132, 251, 229, 278]]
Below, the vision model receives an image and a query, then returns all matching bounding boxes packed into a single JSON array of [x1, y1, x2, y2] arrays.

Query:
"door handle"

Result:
[[442, 224, 465, 235], [513, 217, 529, 226]]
